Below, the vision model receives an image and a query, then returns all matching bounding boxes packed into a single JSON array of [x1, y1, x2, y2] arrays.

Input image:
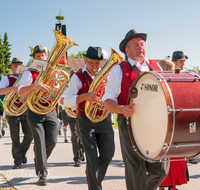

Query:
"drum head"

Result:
[[130, 72, 168, 159]]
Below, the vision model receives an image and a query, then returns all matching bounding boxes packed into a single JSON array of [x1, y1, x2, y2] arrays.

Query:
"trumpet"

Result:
[[182, 67, 200, 79]]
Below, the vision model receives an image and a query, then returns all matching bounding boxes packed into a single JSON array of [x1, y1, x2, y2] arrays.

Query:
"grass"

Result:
[[0, 174, 16, 190], [112, 114, 118, 129]]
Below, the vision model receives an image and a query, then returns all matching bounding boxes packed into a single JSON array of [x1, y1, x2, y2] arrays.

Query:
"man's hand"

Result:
[[60, 97, 64, 105], [34, 83, 49, 92], [12, 87, 18, 93], [86, 91, 101, 104], [122, 104, 135, 117]]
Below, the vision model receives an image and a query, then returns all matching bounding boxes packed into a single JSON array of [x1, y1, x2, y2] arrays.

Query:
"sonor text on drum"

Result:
[[141, 83, 158, 92]]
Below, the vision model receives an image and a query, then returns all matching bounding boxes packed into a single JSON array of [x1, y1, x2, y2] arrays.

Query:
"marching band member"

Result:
[[60, 70, 84, 167], [60, 46, 115, 190], [171, 51, 188, 70], [102, 29, 169, 190], [60, 105, 70, 142], [172, 51, 198, 165], [0, 57, 33, 169], [62, 108, 85, 166], [18, 45, 58, 186]]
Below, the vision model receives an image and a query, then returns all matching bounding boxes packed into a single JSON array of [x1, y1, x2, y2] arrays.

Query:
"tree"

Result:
[[0, 33, 12, 79], [68, 50, 86, 58], [193, 66, 200, 73], [3, 33, 12, 75]]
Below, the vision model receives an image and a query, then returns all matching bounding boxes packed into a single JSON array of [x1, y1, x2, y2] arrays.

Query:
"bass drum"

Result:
[[127, 71, 200, 161]]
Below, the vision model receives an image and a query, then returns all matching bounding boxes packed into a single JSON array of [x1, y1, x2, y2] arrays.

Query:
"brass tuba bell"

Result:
[[3, 47, 34, 116], [85, 48, 125, 123], [27, 31, 78, 115], [65, 107, 77, 118]]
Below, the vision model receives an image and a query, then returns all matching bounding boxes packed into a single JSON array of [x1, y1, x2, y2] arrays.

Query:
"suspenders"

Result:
[[83, 71, 90, 86]]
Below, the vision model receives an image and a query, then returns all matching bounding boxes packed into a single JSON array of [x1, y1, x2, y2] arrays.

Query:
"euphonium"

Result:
[[65, 107, 77, 118], [3, 47, 34, 116], [85, 48, 125, 123], [27, 30, 78, 115]]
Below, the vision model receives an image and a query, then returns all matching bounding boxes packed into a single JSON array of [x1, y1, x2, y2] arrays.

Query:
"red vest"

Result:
[[76, 69, 107, 115], [7, 75, 17, 87], [30, 70, 39, 84], [118, 60, 161, 106], [76, 69, 93, 115]]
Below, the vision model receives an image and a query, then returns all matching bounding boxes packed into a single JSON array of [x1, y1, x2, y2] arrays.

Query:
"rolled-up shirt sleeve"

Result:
[[102, 64, 122, 103], [0, 76, 9, 88], [64, 74, 82, 110], [18, 71, 33, 92]]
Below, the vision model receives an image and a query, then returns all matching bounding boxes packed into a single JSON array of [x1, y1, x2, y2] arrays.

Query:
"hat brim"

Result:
[[172, 57, 188, 61], [119, 33, 147, 54], [83, 53, 103, 61], [8, 62, 23, 68], [30, 49, 46, 57]]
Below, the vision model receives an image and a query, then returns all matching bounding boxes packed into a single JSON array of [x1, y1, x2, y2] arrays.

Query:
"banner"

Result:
[[55, 23, 68, 67]]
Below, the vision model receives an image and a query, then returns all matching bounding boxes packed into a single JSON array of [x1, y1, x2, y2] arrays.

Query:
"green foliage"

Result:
[[112, 113, 118, 129], [68, 51, 86, 58], [0, 32, 12, 79], [193, 66, 200, 73]]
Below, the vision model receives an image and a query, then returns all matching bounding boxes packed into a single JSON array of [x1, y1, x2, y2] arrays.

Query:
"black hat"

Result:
[[119, 29, 147, 54], [172, 51, 188, 61], [8, 57, 23, 68], [30, 45, 46, 57], [83, 46, 103, 60]]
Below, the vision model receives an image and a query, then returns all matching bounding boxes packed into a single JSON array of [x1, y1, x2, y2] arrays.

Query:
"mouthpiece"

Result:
[[93, 69, 97, 72]]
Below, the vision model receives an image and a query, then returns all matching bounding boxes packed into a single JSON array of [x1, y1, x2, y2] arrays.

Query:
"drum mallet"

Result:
[[129, 87, 138, 108]]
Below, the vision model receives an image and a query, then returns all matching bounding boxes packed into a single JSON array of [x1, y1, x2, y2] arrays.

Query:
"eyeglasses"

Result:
[[85, 59, 101, 66]]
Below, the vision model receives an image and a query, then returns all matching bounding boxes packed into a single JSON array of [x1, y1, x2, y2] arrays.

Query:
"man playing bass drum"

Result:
[[103, 29, 169, 190], [60, 46, 115, 190]]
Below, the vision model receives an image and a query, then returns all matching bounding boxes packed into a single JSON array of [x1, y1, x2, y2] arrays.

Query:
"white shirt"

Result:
[[18, 70, 34, 92], [102, 57, 162, 103], [62, 66, 96, 110], [0, 74, 18, 88]]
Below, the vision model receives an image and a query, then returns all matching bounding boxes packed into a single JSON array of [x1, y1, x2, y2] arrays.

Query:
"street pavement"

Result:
[[0, 126, 200, 190]]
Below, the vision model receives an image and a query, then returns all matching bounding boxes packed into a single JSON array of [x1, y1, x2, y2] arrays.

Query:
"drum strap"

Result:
[[127, 61, 155, 74], [127, 62, 140, 75], [146, 62, 155, 71]]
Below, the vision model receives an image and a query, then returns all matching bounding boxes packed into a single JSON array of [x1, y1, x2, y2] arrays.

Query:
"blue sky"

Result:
[[1, 0, 200, 69]]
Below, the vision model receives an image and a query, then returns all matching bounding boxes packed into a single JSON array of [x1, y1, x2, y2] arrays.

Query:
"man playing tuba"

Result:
[[18, 45, 58, 186], [60, 46, 115, 190], [0, 57, 33, 169]]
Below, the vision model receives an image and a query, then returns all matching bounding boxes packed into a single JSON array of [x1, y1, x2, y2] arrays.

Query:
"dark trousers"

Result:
[[27, 109, 58, 177], [7, 113, 33, 164], [118, 116, 169, 190], [77, 114, 115, 190], [66, 114, 84, 162]]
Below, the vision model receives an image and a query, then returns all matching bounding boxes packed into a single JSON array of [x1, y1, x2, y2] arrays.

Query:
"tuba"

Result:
[[85, 48, 125, 123], [65, 107, 77, 118], [3, 47, 34, 116], [27, 30, 78, 115]]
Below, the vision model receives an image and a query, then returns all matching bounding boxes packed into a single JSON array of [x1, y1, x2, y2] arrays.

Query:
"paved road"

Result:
[[0, 126, 200, 190]]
